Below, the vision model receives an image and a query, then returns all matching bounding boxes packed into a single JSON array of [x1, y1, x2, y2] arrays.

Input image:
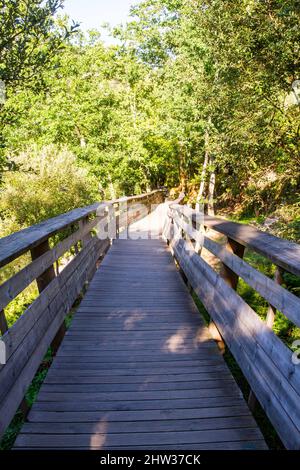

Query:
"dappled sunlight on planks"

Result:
[[163, 326, 210, 354], [90, 418, 108, 450]]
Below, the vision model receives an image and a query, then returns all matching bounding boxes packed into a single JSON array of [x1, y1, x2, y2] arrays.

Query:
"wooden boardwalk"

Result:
[[15, 238, 266, 450]]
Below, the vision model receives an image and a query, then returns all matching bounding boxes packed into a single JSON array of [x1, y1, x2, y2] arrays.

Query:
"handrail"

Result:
[[170, 204, 300, 277], [203, 214, 300, 277], [0, 190, 164, 268], [0, 189, 165, 439], [164, 204, 300, 450]]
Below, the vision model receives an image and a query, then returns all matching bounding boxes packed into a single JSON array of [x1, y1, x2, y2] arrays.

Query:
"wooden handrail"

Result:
[[203, 214, 300, 277], [170, 204, 300, 277], [0, 190, 164, 268], [0, 189, 165, 439], [164, 204, 300, 450]]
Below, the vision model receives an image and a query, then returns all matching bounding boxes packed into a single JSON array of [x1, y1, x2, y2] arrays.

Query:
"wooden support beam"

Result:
[[79, 216, 92, 248], [208, 238, 245, 355], [30, 239, 65, 355], [211, 237, 244, 354], [30, 240, 56, 291], [266, 267, 284, 329], [0, 309, 8, 335], [220, 237, 245, 290]]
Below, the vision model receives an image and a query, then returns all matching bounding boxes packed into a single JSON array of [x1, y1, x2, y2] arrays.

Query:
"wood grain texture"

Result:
[[15, 238, 266, 450]]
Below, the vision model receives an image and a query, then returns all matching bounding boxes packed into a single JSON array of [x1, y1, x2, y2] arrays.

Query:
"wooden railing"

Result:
[[0, 190, 164, 438], [164, 204, 300, 450]]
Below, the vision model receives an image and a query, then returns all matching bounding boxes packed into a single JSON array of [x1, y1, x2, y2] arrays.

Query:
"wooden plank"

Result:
[[16, 441, 266, 450], [171, 204, 300, 277], [44, 372, 233, 384], [14, 442, 267, 450], [21, 416, 258, 434], [40, 379, 236, 393], [29, 396, 251, 412], [14, 428, 264, 448], [202, 213, 300, 277], [202, 235, 300, 327], [36, 387, 240, 402], [27, 405, 252, 423], [0, 203, 104, 268], [0, 237, 103, 364]]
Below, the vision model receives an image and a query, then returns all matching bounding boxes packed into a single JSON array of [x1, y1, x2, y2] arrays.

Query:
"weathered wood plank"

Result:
[[171, 204, 300, 277], [203, 234, 300, 327], [14, 428, 265, 448], [29, 396, 250, 412], [21, 416, 258, 434], [40, 379, 236, 392], [27, 404, 252, 423]]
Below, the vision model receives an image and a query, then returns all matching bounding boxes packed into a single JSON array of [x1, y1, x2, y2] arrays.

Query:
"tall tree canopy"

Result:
[[0, 0, 299, 234]]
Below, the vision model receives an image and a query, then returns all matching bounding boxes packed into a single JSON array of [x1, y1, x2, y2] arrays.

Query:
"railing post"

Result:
[[219, 238, 260, 410], [30, 239, 66, 354], [115, 203, 120, 239], [0, 309, 8, 335], [266, 266, 284, 328], [0, 310, 8, 335], [209, 237, 245, 355], [248, 266, 284, 413], [31, 240, 56, 291], [79, 216, 92, 247], [220, 237, 245, 289]]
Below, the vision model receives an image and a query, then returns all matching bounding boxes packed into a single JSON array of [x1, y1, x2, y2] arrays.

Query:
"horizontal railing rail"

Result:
[[0, 189, 165, 438], [200, 214, 300, 278], [164, 203, 300, 450]]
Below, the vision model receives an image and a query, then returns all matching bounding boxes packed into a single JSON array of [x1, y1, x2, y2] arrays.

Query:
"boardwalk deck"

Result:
[[14, 238, 267, 450]]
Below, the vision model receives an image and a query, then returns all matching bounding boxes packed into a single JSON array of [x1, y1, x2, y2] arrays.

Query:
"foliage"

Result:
[[0, 0, 77, 88], [0, 145, 98, 230]]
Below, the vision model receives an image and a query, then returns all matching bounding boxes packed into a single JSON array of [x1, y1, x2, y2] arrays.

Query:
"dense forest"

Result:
[[0, 0, 299, 241]]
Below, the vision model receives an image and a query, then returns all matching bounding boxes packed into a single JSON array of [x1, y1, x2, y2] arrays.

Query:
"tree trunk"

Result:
[[179, 143, 187, 193], [196, 147, 209, 211], [75, 125, 86, 148], [207, 154, 215, 216], [108, 174, 116, 200], [196, 119, 211, 211]]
